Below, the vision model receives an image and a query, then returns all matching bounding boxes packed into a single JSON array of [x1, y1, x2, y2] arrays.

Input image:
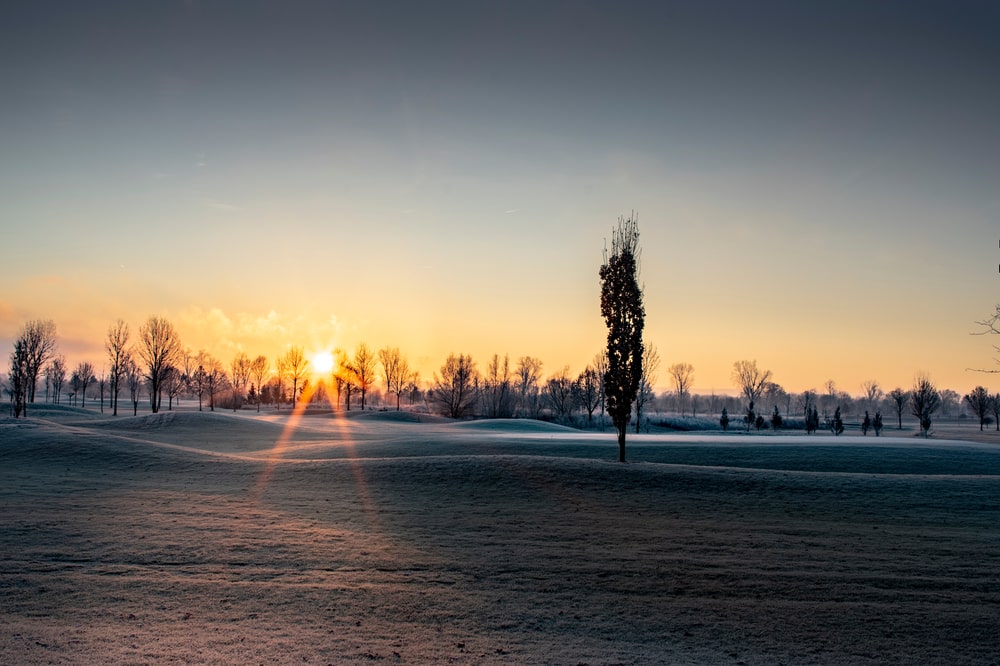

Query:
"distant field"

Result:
[[2, 407, 999, 664]]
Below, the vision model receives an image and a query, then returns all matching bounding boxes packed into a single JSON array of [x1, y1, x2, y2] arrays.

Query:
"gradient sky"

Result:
[[2, 1, 999, 396]]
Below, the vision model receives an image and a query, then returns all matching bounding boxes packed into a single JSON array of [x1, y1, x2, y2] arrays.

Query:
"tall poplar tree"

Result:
[[599, 214, 645, 462]]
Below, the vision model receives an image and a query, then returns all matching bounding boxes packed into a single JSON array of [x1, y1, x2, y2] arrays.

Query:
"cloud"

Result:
[[204, 199, 241, 211]]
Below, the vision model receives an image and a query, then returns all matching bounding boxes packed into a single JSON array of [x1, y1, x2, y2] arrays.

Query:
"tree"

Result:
[[284, 346, 308, 407], [972, 304, 1000, 372], [543, 367, 578, 424], [806, 407, 820, 434], [351, 343, 377, 411], [720, 407, 729, 432], [430, 353, 478, 419], [964, 386, 992, 431], [378, 346, 410, 412], [592, 351, 608, 419], [481, 353, 515, 418], [250, 355, 269, 412], [202, 357, 228, 411], [163, 365, 185, 410], [74, 362, 94, 408], [577, 366, 602, 425], [861, 411, 871, 436], [274, 355, 288, 409], [771, 405, 783, 430], [105, 319, 130, 416], [7, 337, 30, 417], [732, 360, 772, 409], [635, 344, 660, 433], [125, 357, 143, 416], [861, 380, 883, 413], [991, 393, 1000, 432], [230, 352, 252, 411], [910, 374, 941, 438], [515, 356, 543, 418], [600, 214, 645, 462], [136, 316, 182, 413], [744, 401, 756, 432], [96, 370, 108, 413], [667, 362, 694, 416], [47, 356, 67, 405], [16, 319, 58, 404], [886, 387, 908, 430], [873, 411, 883, 436], [832, 406, 844, 435]]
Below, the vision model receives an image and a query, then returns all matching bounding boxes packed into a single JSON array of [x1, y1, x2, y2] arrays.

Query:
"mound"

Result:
[[451, 418, 579, 434]]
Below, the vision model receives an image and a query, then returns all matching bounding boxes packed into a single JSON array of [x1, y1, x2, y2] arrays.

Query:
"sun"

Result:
[[310, 350, 335, 376]]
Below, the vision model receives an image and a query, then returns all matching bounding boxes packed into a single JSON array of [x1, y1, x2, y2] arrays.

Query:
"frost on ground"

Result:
[[2, 407, 999, 664]]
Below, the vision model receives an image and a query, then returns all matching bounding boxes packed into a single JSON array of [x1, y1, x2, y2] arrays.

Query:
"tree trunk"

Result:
[[617, 429, 626, 463]]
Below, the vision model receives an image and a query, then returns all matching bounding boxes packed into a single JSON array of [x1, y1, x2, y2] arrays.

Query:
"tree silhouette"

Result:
[[230, 352, 252, 411], [284, 346, 308, 407], [73, 362, 94, 407], [249, 355, 269, 412], [378, 346, 411, 412], [136, 316, 182, 413], [720, 407, 729, 431], [352, 343, 377, 411], [732, 360, 772, 407], [600, 214, 645, 462], [515, 356, 543, 418], [668, 363, 694, 416], [963, 386, 991, 431], [430, 353, 478, 418], [105, 319, 130, 416], [16, 319, 58, 405], [577, 366, 602, 425], [635, 344, 660, 433], [888, 387, 909, 429], [832, 406, 844, 435], [873, 411, 883, 436], [910, 374, 940, 438]]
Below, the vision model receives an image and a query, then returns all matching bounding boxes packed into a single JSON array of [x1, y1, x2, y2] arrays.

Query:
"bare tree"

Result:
[[964, 386, 992, 431], [97, 369, 108, 413], [991, 393, 1000, 432], [17, 319, 58, 404], [74, 362, 94, 408], [163, 365, 185, 410], [274, 355, 288, 409], [378, 347, 411, 412], [7, 337, 30, 417], [861, 380, 883, 413], [732, 360, 773, 407], [888, 387, 909, 430], [430, 353, 478, 419], [910, 374, 941, 438], [202, 356, 228, 412], [47, 356, 67, 405], [668, 362, 694, 416], [600, 214, 645, 462], [136, 316, 182, 413], [230, 352, 252, 411], [284, 346, 308, 407], [250, 355, 269, 412], [543, 367, 578, 424], [592, 351, 608, 419], [352, 343, 377, 411], [971, 304, 1000, 372], [481, 353, 514, 418], [515, 356, 543, 418], [635, 344, 660, 433], [335, 349, 357, 411], [125, 357, 143, 416], [577, 366, 602, 425], [105, 319, 130, 416]]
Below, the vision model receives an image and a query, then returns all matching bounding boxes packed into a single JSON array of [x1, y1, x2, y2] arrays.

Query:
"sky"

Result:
[[2, 0, 999, 396]]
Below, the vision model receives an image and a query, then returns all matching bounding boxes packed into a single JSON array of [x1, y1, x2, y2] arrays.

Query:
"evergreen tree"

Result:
[[599, 214, 645, 462], [720, 407, 730, 432], [861, 410, 871, 436], [873, 411, 883, 436], [770, 405, 782, 430], [832, 406, 845, 435]]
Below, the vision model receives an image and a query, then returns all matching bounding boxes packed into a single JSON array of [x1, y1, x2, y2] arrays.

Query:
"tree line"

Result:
[[4, 317, 997, 439]]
